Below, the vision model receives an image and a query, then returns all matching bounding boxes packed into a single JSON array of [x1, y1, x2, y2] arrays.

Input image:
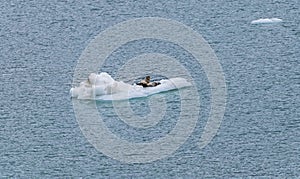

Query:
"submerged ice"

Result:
[[70, 72, 192, 100]]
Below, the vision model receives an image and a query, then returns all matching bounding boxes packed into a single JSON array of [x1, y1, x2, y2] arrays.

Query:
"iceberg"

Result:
[[70, 72, 192, 101], [251, 18, 283, 24]]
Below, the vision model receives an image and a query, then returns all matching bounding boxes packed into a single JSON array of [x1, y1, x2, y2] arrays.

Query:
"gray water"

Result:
[[1, 0, 299, 178]]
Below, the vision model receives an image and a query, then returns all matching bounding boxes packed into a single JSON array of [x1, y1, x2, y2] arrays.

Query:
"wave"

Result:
[[251, 18, 282, 24], [70, 72, 192, 100]]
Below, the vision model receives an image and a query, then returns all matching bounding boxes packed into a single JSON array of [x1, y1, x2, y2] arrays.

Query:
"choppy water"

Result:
[[1, 0, 299, 178]]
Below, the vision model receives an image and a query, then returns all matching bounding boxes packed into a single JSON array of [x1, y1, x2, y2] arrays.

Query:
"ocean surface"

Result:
[[1, 0, 299, 178]]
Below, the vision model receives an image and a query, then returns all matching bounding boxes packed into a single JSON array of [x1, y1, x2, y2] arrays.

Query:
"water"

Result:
[[1, 0, 299, 177]]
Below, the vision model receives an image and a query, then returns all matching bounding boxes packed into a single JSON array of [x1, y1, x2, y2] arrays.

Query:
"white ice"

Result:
[[251, 18, 282, 24], [70, 72, 192, 100]]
